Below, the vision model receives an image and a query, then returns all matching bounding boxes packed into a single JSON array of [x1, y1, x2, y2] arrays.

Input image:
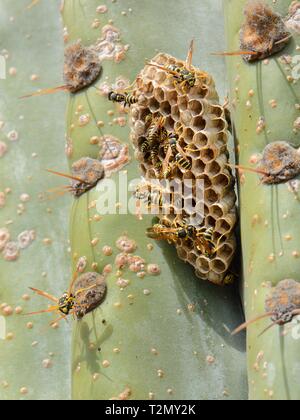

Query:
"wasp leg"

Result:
[[29, 287, 58, 303]]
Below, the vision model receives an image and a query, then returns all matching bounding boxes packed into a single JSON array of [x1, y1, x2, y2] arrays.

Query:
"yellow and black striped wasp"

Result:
[[147, 221, 215, 257], [146, 40, 208, 92], [143, 115, 168, 172], [108, 90, 137, 107], [162, 131, 192, 178]]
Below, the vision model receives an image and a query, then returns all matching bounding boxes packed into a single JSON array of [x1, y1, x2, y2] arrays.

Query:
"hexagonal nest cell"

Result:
[[130, 52, 237, 285]]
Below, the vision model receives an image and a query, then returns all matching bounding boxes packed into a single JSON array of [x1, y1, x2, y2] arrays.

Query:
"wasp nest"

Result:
[[130, 53, 237, 285]]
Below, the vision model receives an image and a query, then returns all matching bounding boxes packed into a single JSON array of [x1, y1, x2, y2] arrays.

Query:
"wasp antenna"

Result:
[[211, 51, 258, 57], [46, 169, 90, 185], [226, 163, 268, 176], [186, 39, 195, 70], [20, 85, 68, 99], [231, 312, 274, 336]]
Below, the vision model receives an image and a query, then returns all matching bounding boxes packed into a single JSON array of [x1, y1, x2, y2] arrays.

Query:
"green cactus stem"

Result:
[[0, 0, 71, 400], [224, 0, 300, 400], [62, 0, 247, 400]]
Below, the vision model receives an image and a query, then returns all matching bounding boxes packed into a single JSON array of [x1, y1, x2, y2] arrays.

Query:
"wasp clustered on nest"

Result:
[[240, 1, 292, 62], [129, 43, 237, 285]]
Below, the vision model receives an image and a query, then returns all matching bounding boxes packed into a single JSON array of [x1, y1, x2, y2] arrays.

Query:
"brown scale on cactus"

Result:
[[24, 271, 107, 325], [240, 1, 292, 62], [21, 42, 102, 98], [232, 279, 300, 336], [129, 44, 237, 285], [46, 157, 105, 198]]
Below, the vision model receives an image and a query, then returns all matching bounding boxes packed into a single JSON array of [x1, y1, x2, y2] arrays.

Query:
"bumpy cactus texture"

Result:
[[225, 0, 300, 400], [130, 54, 237, 285], [62, 0, 247, 400], [0, 0, 71, 400]]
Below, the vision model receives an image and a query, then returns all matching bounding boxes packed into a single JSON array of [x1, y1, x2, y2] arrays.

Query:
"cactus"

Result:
[[0, 0, 71, 399], [62, 0, 247, 400], [0, 0, 250, 401], [224, 0, 300, 400]]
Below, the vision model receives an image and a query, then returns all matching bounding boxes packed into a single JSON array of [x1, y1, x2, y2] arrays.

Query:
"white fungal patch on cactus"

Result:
[[293, 116, 300, 130], [2, 241, 20, 261], [116, 278, 130, 289], [76, 256, 88, 273], [65, 136, 73, 158], [115, 253, 128, 268], [0, 192, 6, 208], [116, 236, 137, 253], [286, 1, 300, 33], [99, 135, 130, 175], [256, 116, 266, 134], [78, 114, 91, 127], [7, 130, 19, 142], [0, 228, 10, 251], [96, 5, 108, 14], [17, 230, 36, 249], [94, 25, 130, 63], [42, 359, 53, 369], [147, 264, 161, 276]]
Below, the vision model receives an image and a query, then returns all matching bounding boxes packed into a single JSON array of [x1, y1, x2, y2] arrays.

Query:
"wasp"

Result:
[[161, 128, 192, 178], [146, 224, 188, 243], [146, 116, 168, 171], [173, 221, 215, 257], [139, 116, 167, 159], [147, 116, 168, 145], [140, 139, 150, 154], [108, 91, 137, 107], [193, 227, 215, 257], [163, 150, 192, 178], [175, 153, 192, 171], [146, 40, 208, 92], [24, 272, 105, 326], [135, 189, 164, 209]]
